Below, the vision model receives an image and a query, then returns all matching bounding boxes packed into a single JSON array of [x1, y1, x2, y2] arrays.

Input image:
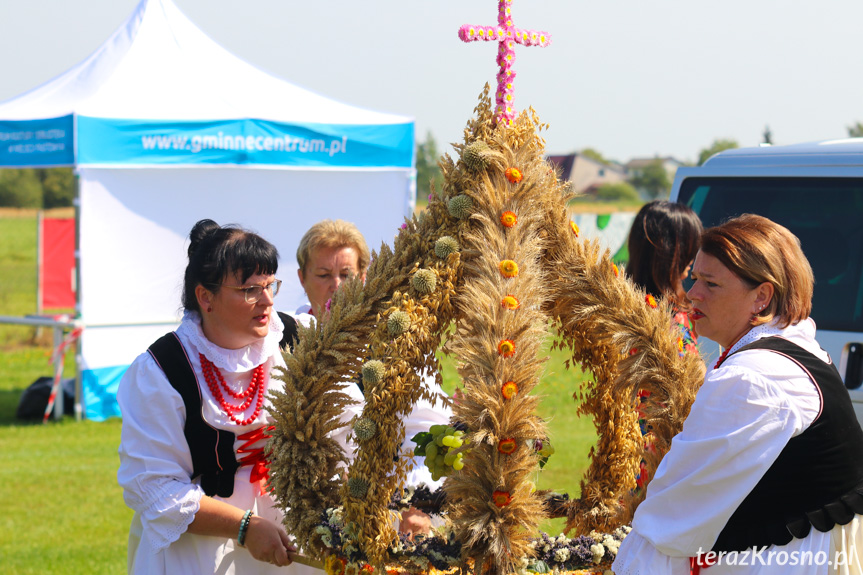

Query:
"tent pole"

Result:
[[36, 209, 44, 339], [72, 170, 83, 421], [36, 209, 43, 317]]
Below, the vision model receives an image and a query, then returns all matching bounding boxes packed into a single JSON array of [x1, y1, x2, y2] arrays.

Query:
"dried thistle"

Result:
[[411, 269, 437, 294], [435, 236, 460, 259], [461, 139, 494, 171], [386, 310, 411, 336], [448, 194, 474, 220], [353, 418, 377, 441], [362, 360, 385, 386], [347, 477, 370, 498]]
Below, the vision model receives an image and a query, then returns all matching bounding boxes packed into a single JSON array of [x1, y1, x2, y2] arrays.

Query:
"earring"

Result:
[[207, 306, 213, 313]]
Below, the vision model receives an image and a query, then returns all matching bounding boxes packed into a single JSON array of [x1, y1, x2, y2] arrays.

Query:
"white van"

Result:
[[669, 139, 863, 420]]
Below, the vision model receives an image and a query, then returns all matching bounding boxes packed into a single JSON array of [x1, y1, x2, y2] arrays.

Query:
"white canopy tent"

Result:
[[0, 0, 415, 420]]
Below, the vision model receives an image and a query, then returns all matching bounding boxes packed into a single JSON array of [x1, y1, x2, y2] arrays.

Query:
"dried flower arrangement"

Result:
[[266, 84, 704, 575]]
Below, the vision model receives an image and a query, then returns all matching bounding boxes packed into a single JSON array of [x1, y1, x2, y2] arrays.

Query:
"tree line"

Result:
[[2, 123, 862, 208], [0, 168, 76, 209]]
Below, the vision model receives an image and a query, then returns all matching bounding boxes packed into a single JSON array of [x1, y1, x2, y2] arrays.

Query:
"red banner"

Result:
[[40, 217, 76, 309]]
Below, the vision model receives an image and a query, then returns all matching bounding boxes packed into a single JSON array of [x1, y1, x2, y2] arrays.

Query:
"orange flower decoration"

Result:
[[505, 167, 523, 183], [492, 490, 513, 507], [645, 294, 658, 308], [570, 221, 579, 237], [500, 210, 518, 228], [501, 381, 518, 399], [499, 260, 519, 278], [612, 263, 620, 277], [498, 339, 516, 357], [498, 438, 518, 455], [501, 295, 520, 310]]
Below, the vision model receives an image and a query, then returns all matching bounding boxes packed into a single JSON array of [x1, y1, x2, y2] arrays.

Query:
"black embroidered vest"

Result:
[[712, 336, 863, 552], [145, 312, 299, 498]]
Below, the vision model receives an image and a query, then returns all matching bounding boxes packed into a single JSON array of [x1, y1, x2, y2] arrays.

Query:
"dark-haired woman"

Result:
[[614, 215, 863, 575], [118, 220, 318, 574], [627, 200, 703, 356], [627, 201, 703, 492]]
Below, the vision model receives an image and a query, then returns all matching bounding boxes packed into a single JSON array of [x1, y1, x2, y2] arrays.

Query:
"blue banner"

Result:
[[82, 365, 127, 421], [0, 116, 75, 167], [77, 117, 414, 168]]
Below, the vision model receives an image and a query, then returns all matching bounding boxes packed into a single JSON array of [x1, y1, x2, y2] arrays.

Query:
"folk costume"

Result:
[[118, 311, 344, 575], [614, 319, 863, 575]]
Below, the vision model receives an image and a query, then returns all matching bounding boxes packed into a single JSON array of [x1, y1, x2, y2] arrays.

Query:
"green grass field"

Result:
[[0, 212, 596, 573]]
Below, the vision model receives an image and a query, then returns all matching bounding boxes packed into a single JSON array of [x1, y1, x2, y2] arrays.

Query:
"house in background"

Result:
[[547, 152, 628, 196], [624, 156, 686, 187]]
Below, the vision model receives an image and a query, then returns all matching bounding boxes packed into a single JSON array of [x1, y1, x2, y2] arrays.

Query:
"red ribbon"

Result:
[[690, 553, 716, 574], [237, 425, 274, 494]]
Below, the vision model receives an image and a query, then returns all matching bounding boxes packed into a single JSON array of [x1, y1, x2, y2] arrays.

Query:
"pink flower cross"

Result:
[[458, 0, 551, 125]]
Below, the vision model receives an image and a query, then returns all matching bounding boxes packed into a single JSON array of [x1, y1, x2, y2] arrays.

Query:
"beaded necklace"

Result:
[[199, 353, 266, 426], [713, 347, 731, 370]]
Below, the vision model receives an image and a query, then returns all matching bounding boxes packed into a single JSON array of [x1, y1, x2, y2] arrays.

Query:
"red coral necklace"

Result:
[[199, 353, 266, 426], [713, 347, 731, 370]]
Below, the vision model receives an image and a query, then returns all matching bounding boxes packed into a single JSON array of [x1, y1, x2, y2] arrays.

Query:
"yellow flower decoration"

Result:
[[570, 221, 580, 237], [505, 167, 523, 183], [325, 556, 346, 575], [645, 294, 658, 309], [499, 259, 519, 278], [498, 438, 518, 455], [501, 295, 520, 310], [497, 339, 516, 358], [612, 263, 620, 277], [501, 381, 518, 399], [500, 211, 518, 228], [492, 490, 512, 507]]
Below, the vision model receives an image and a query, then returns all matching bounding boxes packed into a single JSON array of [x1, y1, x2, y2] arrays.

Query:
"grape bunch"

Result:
[[412, 424, 470, 481]]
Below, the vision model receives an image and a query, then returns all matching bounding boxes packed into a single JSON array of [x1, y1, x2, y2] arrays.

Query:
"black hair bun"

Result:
[[188, 219, 221, 258]]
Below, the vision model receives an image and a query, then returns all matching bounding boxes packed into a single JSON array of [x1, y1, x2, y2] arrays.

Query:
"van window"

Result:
[[678, 177, 863, 333]]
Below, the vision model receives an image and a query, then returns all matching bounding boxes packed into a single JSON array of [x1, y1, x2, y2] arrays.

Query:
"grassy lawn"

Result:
[[0, 211, 597, 572]]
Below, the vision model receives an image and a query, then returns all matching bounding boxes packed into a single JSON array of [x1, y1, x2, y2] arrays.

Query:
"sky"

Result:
[[1, 0, 862, 165]]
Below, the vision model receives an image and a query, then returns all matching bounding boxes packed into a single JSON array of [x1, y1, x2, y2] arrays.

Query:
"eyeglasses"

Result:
[[219, 279, 282, 303]]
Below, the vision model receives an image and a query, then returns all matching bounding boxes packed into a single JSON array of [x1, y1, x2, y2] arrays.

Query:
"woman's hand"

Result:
[[245, 515, 297, 566], [399, 507, 432, 539]]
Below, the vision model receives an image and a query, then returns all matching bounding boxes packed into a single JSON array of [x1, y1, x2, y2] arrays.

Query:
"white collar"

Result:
[[293, 304, 316, 328], [176, 310, 283, 372], [725, 317, 820, 358]]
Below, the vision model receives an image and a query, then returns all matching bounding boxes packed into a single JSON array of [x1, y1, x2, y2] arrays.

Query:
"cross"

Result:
[[459, 0, 551, 125]]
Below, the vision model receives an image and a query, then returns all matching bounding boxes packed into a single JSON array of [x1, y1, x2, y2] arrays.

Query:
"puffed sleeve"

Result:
[[403, 372, 452, 487], [117, 351, 204, 553], [614, 363, 812, 572]]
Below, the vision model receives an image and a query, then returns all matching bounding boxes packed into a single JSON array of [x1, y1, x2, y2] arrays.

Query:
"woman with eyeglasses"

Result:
[[117, 219, 311, 574]]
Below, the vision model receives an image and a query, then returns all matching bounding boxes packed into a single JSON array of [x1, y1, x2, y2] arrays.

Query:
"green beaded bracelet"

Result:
[[237, 509, 252, 547]]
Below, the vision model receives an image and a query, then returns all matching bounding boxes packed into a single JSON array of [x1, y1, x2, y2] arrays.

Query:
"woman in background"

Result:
[[627, 199, 703, 355], [627, 201, 703, 491], [295, 219, 452, 538], [614, 214, 863, 574]]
